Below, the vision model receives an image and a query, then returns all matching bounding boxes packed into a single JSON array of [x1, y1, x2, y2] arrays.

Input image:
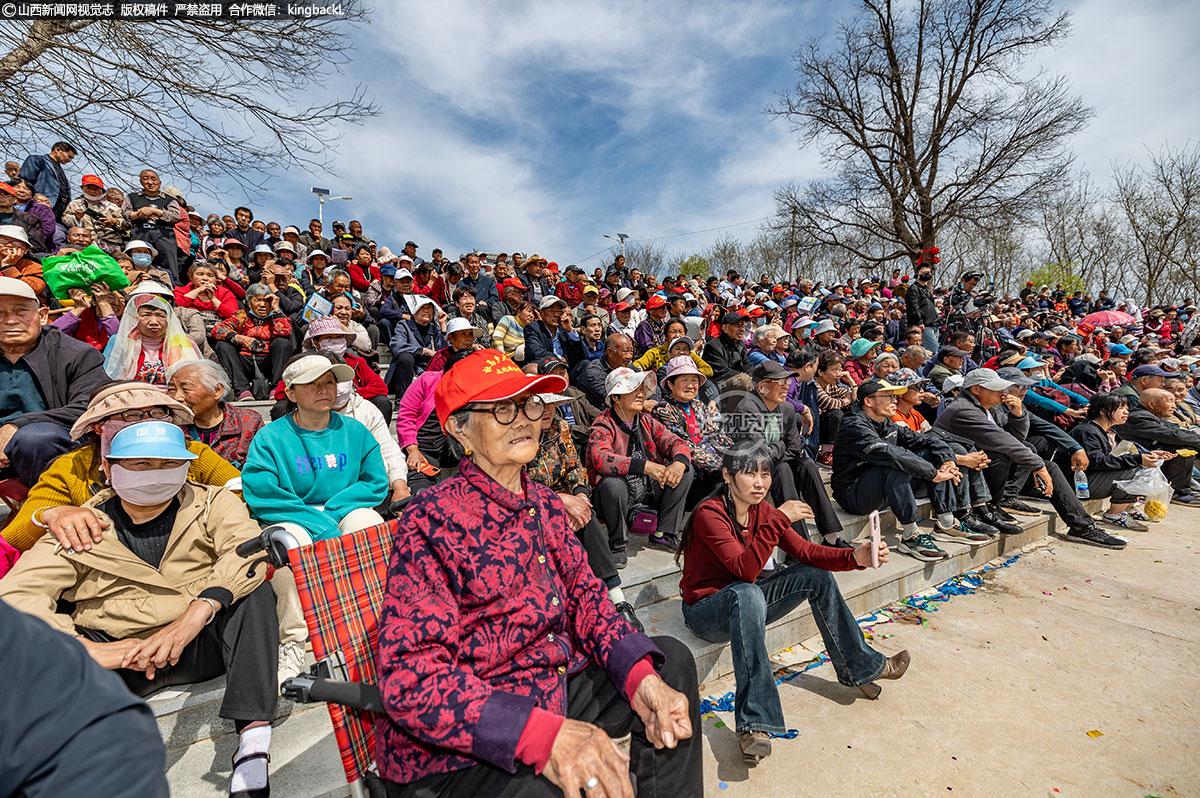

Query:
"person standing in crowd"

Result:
[[678, 443, 906, 763], [122, 170, 181, 282], [905, 263, 939, 352], [62, 174, 130, 254], [0, 276, 109, 491], [0, 420, 280, 798], [19, 140, 75, 218]]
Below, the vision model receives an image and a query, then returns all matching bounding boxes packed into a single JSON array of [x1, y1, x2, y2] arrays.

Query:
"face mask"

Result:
[[83, 190, 105, 203], [318, 337, 347, 355], [132, 253, 153, 267], [334, 380, 354, 408], [109, 463, 189, 505]]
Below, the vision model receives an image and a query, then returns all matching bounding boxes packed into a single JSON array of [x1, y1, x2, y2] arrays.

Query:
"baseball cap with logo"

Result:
[[434, 349, 566, 426]]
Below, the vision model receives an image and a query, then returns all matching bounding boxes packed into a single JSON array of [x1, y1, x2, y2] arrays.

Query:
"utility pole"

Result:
[[788, 208, 797, 284]]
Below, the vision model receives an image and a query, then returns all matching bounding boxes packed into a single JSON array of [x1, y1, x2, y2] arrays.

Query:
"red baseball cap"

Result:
[[749, 307, 765, 317], [772, 285, 784, 293], [81, 174, 105, 188], [502, 277, 527, 290], [671, 286, 687, 294], [546, 261, 559, 272], [645, 295, 668, 309], [0, 183, 15, 197], [611, 301, 632, 312], [434, 349, 567, 427]]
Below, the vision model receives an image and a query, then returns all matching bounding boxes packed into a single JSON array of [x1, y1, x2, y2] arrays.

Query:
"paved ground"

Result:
[[696, 512, 1200, 797]]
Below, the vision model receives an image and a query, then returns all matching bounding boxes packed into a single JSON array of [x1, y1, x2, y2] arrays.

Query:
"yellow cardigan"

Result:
[[3, 440, 240, 551], [633, 347, 713, 377]]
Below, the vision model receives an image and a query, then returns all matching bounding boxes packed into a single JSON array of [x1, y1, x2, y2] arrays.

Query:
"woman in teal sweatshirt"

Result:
[[242, 354, 388, 541]]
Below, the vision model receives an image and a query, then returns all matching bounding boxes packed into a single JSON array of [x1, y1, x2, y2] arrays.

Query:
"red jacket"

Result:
[[346, 261, 379, 291], [585, 409, 690, 486], [211, 310, 292, 356], [175, 284, 238, 318], [679, 496, 860, 604], [555, 282, 584, 307]]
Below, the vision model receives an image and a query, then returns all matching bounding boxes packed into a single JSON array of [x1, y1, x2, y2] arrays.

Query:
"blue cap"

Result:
[[1108, 343, 1131, 355], [379, 263, 396, 277], [107, 421, 197, 461], [1129, 364, 1171, 379], [1017, 356, 1047, 370]]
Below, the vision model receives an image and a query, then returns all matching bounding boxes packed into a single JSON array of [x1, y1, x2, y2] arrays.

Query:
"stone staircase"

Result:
[[156, 490, 1093, 797]]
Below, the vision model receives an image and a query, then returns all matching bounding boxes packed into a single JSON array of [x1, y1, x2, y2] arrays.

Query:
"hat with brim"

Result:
[[1129, 364, 1171, 379], [937, 346, 971, 361], [0, 275, 37, 301], [961, 368, 1013, 391], [751, 360, 790, 383], [537, 355, 569, 375], [435, 349, 567, 426], [282, 354, 355, 388], [302, 316, 356, 347], [995, 367, 1037, 386], [663, 355, 706, 386], [123, 239, 158, 257], [1016, 329, 1035, 340], [222, 239, 245, 251], [128, 281, 174, 300], [70, 383, 194, 440], [720, 312, 746, 326], [886, 368, 928, 389], [611, 302, 632, 313], [667, 336, 695, 352], [811, 319, 837, 336], [645, 295, 668, 310], [856, 380, 906, 401], [1016, 356, 1047, 370], [850, 338, 883, 359], [306, 250, 329, 264], [537, 392, 574, 405], [1107, 344, 1131, 355], [538, 295, 568, 311], [445, 317, 483, 337], [604, 367, 657, 400], [582, 285, 599, 295], [0, 226, 34, 248], [106, 420, 198, 461]]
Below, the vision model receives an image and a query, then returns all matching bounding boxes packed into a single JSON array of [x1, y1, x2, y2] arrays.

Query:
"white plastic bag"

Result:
[[1115, 463, 1172, 520]]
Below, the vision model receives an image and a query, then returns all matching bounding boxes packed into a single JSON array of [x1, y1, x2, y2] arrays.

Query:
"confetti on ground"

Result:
[[719, 783, 728, 790], [1043, 591, 1053, 595], [713, 721, 725, 728], [1086, 730, 1104, 738]]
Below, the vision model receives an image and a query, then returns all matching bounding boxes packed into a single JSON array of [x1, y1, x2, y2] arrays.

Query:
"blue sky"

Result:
[[179, 0, 1198, 267]]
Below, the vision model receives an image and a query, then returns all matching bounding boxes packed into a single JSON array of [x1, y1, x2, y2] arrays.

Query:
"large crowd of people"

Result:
[[3, 142, 1200, 796]]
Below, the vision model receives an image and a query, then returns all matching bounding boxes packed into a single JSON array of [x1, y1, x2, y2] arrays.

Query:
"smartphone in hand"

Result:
[[868, 510, 881, 569]]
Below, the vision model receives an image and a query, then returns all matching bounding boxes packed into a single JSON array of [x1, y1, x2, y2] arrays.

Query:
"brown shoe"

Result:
[[740, 730, 772, 764], [858, 650, 911, 699]]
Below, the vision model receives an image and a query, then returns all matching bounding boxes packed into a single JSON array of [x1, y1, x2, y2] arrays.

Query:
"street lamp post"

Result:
[[603, 233, 629, 262], [312, 187, 352, 226]]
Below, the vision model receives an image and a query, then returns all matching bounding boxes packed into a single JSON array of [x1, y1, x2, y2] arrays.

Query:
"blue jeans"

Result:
[[922, 325, 940, 353], [682, 562, 885, 734]]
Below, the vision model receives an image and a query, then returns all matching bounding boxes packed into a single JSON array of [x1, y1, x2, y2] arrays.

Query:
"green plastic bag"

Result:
[[41, 244, 130, 300]]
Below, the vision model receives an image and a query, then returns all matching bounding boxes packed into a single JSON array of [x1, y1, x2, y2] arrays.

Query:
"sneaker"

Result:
[[1065, 525, 1127, 550], [986, 502, 1020, 524], [999, 498, 1043, 517], [896, 533, 948, 562], [647, 530, 680, 551], [740, 730, 772, 764], [823, 536, 855, 549], [817, 449, 833, 467], [614, 601, 644, 632], [278, 640, 308, 688], [977, 505, 1023, 535], [610, 548, 627, 569], [1100, 512, 1149, 532], [1128, 506, 1155, 522], [960, 511, 1000, 537], [1171, 493, 1200, 507], [930, 522, 992, 547], [237, 390, 255, 401]]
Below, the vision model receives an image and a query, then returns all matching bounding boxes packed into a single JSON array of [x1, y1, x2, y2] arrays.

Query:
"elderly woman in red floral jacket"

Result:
[[376, 349, 700, 797], [210, 283, 295, 400], [587, 367, 693, 564]]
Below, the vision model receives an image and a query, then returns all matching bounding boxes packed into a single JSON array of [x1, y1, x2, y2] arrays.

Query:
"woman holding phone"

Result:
[[676, 443, 906, 764]]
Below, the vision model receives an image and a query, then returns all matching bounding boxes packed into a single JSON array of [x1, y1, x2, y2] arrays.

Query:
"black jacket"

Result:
[[578, 357, 619, 408], [934, 389, 1043, 471], [730, 392, 805, 466], [1114, 407, 1200, 451], [905, 281, 938, 326], [10, 325, 109, 431], [703, 331, 750, 384], [1069, 420, 1142, 472], [831, 403, 953, 494], [3, 208, 47, 254], [522, 320, 562, 364]]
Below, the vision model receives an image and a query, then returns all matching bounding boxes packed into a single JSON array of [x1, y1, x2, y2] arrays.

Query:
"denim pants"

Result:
[[682, 562, 885, 734]]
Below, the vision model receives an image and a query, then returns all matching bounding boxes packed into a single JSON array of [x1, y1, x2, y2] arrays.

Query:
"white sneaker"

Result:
[[278, 640, 308, 688]]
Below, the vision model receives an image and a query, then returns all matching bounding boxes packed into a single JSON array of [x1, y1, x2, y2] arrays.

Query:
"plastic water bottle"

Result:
[[1074, 470, 1089, 499]]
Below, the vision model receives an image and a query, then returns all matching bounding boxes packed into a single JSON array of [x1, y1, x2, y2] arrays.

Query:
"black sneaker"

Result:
[[978, 505, 1023, 535], [999, 498, 1043, 517], [647, 530, 681, 551], [986, 502, 1020, 524], [614, 601, 644, 632], [611, 548, 628, 569], [823, 536, 855, 549], [960, 511, 1000, 537], [1065, 525, 1126, 550]]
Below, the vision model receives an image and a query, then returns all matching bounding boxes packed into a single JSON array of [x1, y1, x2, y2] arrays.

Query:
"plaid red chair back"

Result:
[[288, 519, 398, 785]]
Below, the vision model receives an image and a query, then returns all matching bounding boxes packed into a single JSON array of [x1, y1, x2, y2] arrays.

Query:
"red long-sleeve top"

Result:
[[679, 496, 861, 604], [174, 283, 239, 318]]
